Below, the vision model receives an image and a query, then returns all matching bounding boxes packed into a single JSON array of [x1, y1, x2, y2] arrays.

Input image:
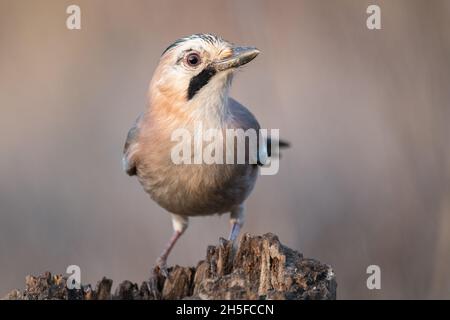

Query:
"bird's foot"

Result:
[[146, 257, 170, 299], [147, 276, 160, 300], [156, 256, 170, 278]]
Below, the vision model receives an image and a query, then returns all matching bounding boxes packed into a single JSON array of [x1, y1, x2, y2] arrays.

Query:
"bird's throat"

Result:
[[186, 72, 232, 127]]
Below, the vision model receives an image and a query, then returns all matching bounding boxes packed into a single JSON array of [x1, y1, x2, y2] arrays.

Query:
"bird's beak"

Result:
[[213, 46, 260, 72]]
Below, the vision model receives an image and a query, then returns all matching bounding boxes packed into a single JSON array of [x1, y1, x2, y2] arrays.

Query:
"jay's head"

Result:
[[149, 34, 259, 107]]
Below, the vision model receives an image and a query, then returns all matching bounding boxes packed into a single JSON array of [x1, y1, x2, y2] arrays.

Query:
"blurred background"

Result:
[[1, 0, 449, 299]]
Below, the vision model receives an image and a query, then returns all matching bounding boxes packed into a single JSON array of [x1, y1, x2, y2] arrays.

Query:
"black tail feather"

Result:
[[267, 138, 290, 157]]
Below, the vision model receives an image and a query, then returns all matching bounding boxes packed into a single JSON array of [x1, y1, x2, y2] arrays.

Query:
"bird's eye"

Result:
[[186, 53, 201, 67]]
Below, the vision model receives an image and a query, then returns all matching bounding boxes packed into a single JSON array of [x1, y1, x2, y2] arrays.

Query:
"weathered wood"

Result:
[[3, 233, 337, 300]]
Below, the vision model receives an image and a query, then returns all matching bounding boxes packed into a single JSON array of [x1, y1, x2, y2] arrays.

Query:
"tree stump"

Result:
[[3, 233, 337, 300]]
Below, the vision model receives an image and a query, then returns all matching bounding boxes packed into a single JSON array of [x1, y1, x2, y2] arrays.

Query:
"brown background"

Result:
[[1, 0, 449, 299]]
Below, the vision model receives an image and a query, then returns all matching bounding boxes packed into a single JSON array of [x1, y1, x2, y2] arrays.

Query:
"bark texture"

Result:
[[3, 233, 337, 300]]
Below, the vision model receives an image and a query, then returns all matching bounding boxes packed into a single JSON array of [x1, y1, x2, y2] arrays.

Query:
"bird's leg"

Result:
[[156, 214, 188, 278], [156, 230, 182, 277], [228, 204, 245, 241]]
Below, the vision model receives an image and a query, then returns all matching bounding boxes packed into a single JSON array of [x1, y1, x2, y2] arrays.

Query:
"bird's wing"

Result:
[[227, 98, 267, 165], [228, 98, 290, 166], [123, 113, 143, 176], [228, 98, 261, 131]]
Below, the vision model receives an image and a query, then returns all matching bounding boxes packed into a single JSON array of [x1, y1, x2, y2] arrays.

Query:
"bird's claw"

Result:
[[147, 277, 160, 300], [156, 257, 170, 278], [147, 258, 171, 300]]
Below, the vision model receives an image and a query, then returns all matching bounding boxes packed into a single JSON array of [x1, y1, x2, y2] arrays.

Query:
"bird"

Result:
[[123, 33, 288, 275]]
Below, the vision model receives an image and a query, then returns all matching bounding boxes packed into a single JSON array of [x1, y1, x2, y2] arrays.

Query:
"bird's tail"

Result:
[[267, 138, 290, 158]]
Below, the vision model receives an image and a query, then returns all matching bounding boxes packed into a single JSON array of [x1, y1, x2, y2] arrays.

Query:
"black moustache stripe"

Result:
[[187, 66, 217, 100]]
